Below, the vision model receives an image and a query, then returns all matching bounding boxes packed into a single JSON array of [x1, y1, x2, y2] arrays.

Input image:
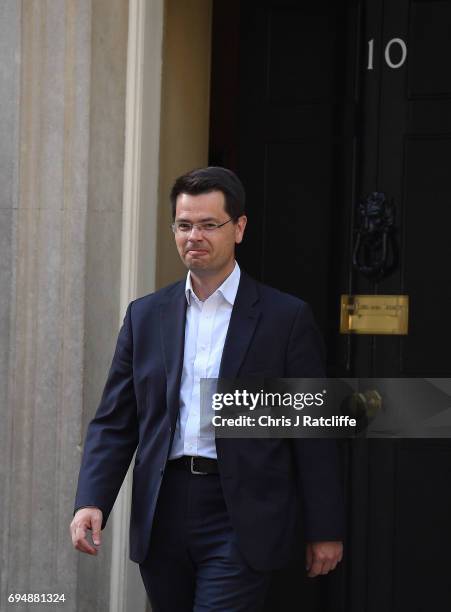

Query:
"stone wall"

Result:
[[0, 1, 129, 610]]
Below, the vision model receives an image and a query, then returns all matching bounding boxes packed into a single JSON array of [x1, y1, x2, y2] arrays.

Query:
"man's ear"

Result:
[[235, 215, 247, 244]]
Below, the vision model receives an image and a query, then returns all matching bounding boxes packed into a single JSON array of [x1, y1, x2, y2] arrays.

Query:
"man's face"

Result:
[[174, 190, 246, 276]]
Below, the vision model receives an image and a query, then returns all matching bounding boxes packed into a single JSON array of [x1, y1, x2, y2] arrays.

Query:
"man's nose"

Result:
[[188, 225, 204, 238]]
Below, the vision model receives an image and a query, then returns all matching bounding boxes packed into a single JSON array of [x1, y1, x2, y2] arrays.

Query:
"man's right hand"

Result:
[[70, 507, 103, 555]]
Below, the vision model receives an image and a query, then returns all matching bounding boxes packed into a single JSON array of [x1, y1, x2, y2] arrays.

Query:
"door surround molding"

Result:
[[110, 1, 164, 611]]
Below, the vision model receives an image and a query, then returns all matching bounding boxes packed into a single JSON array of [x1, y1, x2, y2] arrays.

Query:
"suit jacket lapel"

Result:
[[158, 273, 261, 427], [159, 282, 187, 427], [219, 272, 261, 379]]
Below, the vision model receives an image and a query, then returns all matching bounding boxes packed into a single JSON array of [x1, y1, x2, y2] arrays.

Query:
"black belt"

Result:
[[168, 456, 219, 475]]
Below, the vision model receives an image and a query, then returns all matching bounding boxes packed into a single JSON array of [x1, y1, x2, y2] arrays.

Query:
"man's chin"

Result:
[[185, 258, 209, 271]]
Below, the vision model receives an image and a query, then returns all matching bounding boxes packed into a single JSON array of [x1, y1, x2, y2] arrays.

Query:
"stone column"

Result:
[[0, 1, 129, 610]]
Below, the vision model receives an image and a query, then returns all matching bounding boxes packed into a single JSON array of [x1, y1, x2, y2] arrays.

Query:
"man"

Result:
[[71, 167, 344, 611]]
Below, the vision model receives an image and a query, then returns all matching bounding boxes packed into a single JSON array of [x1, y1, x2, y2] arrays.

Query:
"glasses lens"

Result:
[[175, 222, 192, 232]]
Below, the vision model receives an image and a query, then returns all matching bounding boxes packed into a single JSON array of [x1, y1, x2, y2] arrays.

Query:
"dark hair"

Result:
[[170, 166, 246, 221]]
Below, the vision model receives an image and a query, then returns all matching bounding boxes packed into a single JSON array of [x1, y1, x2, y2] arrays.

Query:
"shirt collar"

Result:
[[185, 261, 241, 306]]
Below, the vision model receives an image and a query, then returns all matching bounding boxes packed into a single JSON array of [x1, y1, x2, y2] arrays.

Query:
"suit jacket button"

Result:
[[160, 468, 164, 476]]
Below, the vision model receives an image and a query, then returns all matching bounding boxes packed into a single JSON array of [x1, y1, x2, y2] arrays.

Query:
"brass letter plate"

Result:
[[340, 295, 409, 335]]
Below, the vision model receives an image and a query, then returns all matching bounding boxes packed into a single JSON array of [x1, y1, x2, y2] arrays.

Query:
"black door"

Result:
[[344, 3, 451, 612], [209, 1, 451, 611]]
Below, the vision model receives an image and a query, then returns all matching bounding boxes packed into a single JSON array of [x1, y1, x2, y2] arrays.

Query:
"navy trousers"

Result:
[[139, 463, 271, 611]]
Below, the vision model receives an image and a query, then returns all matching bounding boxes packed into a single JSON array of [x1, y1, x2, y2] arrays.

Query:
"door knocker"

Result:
[[352, 192, 398, 280]]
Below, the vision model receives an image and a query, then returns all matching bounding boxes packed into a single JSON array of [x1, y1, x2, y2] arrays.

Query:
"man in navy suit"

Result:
[[71, 167, 344, 611]]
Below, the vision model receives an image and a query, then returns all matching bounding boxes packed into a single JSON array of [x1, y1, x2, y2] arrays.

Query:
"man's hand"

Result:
[[305, 541, 343, 577], [70, 507, 103, 556]]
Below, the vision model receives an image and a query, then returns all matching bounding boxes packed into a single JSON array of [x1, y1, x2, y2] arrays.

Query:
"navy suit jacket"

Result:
[[74, 271, 344, 570]]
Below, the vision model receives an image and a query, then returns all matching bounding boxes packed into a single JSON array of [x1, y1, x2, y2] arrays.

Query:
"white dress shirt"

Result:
[[169, 261, 241, 460]]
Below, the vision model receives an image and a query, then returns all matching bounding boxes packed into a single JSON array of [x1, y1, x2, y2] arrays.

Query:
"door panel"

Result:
[[403, 136, 451, 375]]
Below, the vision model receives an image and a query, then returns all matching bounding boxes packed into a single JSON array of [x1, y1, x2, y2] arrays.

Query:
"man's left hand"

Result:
[[305, 541, 343, 577]]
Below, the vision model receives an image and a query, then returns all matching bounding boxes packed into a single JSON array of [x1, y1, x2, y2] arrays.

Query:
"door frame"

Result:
[[111, 0, 213, 610]]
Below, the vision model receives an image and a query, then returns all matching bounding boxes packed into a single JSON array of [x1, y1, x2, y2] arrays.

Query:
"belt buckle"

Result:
[[190, 456, 207, 475]]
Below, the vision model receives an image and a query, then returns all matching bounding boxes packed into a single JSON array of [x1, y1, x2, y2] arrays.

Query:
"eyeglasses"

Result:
[[171, 218, 234, 234]]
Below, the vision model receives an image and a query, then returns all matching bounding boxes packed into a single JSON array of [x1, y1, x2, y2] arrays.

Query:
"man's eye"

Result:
[[178, 223, 192, 231], [201, 223, 217, 231]]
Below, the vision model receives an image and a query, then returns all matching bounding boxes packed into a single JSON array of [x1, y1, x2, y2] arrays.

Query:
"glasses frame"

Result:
[[171, 218, 234, 234]]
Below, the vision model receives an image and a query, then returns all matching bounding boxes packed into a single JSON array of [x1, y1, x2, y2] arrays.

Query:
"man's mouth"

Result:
[[186, 248, 208, 255]]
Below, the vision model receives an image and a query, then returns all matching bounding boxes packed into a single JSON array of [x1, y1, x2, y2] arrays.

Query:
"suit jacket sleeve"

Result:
[[286, 302, 345, 542], [74, 302, 139, 529]]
